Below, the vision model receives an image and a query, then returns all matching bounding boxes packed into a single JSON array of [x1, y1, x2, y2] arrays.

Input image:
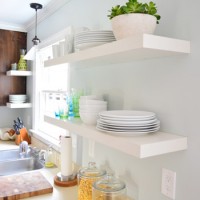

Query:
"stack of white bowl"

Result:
[[79, 95, 107, 125], [9, 94, 27, 103]]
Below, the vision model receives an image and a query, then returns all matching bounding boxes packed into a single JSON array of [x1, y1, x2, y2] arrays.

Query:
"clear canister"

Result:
[[92, 174, 126, 200], [78, 162, 106, 200]]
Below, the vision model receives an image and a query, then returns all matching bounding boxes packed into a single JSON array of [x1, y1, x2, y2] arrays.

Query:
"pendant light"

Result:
[[24, 3, 43, 60]]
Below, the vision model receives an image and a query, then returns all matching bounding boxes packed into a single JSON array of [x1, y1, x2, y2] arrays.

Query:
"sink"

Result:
[[0, 149, 21, 162], [0, 158, 44, 176], [0, 148, 44, 176]]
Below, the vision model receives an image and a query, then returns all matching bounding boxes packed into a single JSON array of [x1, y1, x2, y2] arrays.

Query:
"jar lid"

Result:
[[78, 162, 106, 178], [93, 174, 126, 193]]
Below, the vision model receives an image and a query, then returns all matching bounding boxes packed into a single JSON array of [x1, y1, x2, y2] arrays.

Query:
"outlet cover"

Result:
[[161, 168, 176, 199]]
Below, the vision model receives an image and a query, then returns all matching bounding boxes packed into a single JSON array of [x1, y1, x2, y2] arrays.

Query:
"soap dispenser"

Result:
[[40, 144, 54, 168], [45, 145, 54, 167]]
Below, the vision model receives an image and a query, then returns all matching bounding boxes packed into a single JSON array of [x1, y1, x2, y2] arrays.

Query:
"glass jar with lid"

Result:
[[78, 162, 106, 200], [92, 174, 126, 200]]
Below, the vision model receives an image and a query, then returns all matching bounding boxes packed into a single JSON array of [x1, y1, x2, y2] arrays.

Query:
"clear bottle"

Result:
[[78, 162, 106, 200], [92, 174, 126, 200]]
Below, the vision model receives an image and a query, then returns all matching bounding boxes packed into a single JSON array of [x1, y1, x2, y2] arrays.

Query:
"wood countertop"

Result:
[[23, 168, 78, 200]]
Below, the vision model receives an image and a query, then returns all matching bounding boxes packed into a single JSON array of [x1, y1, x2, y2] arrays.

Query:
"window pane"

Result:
[[35, 43, 70, 140], [43, 64, 69, 91]]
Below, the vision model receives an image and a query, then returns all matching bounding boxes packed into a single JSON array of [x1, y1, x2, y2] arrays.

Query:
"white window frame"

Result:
[[32, 28, 72, 143]]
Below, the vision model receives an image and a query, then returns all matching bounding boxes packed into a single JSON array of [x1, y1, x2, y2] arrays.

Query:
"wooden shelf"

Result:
[[44, 34, 190, 67], [6, 103, 32, 108], [44, 115, 187, 159], [6, 70, 32, 76]]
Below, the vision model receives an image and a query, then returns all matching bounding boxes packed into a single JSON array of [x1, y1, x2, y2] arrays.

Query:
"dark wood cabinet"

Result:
[[0, 29, 27, 105]]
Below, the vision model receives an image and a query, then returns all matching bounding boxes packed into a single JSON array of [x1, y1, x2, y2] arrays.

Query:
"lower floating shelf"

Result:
[[44, 115, 187, 159], [6, 103, 32, 108], [6, 70, 32, 76]]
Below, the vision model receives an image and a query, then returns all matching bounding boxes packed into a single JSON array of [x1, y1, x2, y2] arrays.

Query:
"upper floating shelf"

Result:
[[6, 103, 32, 108], [44, 34, 190, 67], [6, 70, 32, 76], [44, 115, 187, 159]]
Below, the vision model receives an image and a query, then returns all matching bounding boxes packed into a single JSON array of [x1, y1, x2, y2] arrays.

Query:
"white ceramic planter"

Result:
[[111, 13, 157, 40]]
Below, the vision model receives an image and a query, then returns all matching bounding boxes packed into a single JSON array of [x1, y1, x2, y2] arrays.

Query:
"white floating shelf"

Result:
[[44, 115, 187, 158], [44, 34, 190, 67], [6, 103, 32, 108], [6, 70, 32, 76]]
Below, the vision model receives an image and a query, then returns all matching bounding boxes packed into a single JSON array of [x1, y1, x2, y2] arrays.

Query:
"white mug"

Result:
[[59, 41, 66, 57], [52, 44, 60, 58]]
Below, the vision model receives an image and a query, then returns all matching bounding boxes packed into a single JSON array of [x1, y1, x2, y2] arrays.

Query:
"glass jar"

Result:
[[78, 162, 106, 200], [92, 174, 126, 200]]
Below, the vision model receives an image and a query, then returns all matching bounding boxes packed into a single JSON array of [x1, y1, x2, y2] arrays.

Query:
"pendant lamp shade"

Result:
[[24, 3, 43, 60], [24, 46, 37, 60]]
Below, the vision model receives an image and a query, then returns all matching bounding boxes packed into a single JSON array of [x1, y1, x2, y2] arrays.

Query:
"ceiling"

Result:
[[0, 0, 68, 32]]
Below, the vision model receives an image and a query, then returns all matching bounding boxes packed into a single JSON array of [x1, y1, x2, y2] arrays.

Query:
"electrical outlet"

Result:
[[161, 168, 176, 199]]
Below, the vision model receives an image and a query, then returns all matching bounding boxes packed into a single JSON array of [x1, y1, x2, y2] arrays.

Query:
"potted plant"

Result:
[[108, 0, 161, 40]]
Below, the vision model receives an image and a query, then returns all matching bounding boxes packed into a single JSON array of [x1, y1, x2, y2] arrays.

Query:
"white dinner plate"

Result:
[[76, 31, 114, 36], [98, 117, 158, 124], [96, 126, 160, 136], [97, 123, 160, 131], [97, 119, 160, 128], [99, 110, 156, 119], [75, 42, 110, 50], [74, 38, 115, 44], [97, 125, 160, 131], [75, 36, 115, 41], [9, 101, 26, 103]]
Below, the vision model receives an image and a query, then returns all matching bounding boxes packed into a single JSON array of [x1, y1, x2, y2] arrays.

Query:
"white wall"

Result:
[[27, 0, 199, 199], [0, 107, 24, 128]]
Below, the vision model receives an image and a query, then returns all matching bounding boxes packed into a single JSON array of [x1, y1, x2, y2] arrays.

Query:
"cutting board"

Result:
[[0, 171, 53, 199]]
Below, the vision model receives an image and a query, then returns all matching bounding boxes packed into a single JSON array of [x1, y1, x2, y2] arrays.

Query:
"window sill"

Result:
[[29, 129, 61, 152]]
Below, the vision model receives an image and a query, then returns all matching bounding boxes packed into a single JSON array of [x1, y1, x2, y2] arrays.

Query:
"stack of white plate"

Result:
[[74, 30, 116, 51], [9, 95, 27, 103], [79, 95, 107, 125], [97, 110, 160, 136]]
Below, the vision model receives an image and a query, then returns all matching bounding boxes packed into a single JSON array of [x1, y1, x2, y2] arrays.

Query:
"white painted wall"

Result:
[[27, 0, 199, 199], [0, 107, 24, 128]]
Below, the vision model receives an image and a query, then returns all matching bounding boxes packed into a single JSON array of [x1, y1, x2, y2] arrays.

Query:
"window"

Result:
[[32, 30, 70, 141]]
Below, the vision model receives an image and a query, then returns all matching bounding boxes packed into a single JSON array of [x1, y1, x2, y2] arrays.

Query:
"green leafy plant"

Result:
[[108, 0, 161, 24]]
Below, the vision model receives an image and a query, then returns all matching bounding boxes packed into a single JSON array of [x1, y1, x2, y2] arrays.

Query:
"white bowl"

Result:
[[9, 94, 27, 98], [80, 95, 103, 100], [79, 105, 107, 112], [79, 99, 107, 105], [9, 95, 27, 101], [80, 112, 99, 125]]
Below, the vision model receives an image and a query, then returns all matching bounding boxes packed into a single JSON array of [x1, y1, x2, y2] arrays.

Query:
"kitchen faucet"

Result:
[[28, 146, 46, 163], [19, 141, 29, 158]]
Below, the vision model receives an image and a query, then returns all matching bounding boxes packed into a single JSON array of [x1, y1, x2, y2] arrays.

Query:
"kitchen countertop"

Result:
[[0, 140, 78, 200]]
